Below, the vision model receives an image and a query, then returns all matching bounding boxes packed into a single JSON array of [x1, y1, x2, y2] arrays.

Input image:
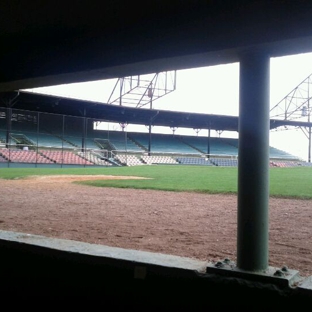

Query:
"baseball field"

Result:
[[0, 165, 311, 277]]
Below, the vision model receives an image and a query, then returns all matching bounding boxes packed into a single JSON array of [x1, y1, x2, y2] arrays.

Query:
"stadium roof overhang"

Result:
[[1, 90, 311, 132], [1, 90, 239, 131]]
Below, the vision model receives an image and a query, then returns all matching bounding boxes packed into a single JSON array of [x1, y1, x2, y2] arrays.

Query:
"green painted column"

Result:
[[237, 51, 270, 272]]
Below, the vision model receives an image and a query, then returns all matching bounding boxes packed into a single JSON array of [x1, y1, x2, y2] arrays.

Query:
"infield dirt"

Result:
[[0, 175, 311, 277]]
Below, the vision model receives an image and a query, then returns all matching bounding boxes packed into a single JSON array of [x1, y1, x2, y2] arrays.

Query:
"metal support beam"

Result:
[[309, 125, 311, 163], [148, 93, 153, 156], [82, 109, 87, 152], [207, 128, 211, 157], [237, 51, 270, 272], [5, 107, 12, 148], [308, 94, 311, 163]]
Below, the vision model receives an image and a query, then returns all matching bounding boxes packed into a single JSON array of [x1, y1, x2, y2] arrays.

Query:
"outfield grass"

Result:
[[0, 165, 311, 199]]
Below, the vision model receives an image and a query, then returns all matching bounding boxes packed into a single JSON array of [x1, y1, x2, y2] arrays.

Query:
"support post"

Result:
[[82, 109, 87, 152], [308, 95, 311, 163], [309, 125, 311, 163], [148, 124, 152, 156], [5, 107, 12, 148], [207, 127, 211, 157], [237, 51, 270, 272], [148, 90, 153, 156]]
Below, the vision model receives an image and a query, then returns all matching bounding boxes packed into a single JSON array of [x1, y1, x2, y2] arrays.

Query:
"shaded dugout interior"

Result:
[[1, 1, 312, 310]]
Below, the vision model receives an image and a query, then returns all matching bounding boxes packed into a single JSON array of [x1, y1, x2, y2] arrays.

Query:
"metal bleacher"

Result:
[[176, 156, 213, 166], [0, 148, 54, 164], [39, 150, 94, 165], [129, 132, 198, 154], [269, 146, 296, 160], [180, 135, 239, 156], [209, 157, 238, 167]]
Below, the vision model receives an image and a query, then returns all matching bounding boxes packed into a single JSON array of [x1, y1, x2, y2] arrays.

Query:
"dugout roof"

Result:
[[2, 1, 312, 93], [2, 1, 312, 131]]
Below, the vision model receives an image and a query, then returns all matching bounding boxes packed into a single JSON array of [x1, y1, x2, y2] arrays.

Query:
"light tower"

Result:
[[270, 73, 312, 162], [106, 71, 176, 155], [107, 71, 176, 108]]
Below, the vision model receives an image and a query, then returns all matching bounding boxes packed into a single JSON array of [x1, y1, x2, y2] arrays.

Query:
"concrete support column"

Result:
[[237, 51, 270, 272]]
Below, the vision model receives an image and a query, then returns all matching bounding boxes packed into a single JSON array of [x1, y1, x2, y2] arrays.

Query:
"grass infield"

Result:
[[1, 165, 311, 199]]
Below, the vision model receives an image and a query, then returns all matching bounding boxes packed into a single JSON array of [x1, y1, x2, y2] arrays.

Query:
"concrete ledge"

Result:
[[0, 230, 207, 275], [297, 276, 312, 294], [1, 229, 312, 309]]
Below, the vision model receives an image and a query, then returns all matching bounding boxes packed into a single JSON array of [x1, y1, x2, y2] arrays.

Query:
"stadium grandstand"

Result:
[[0, 90, 310, 168]]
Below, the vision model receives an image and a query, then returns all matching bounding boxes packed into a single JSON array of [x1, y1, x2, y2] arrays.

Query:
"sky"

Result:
[[26, 52, 312, 161]]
